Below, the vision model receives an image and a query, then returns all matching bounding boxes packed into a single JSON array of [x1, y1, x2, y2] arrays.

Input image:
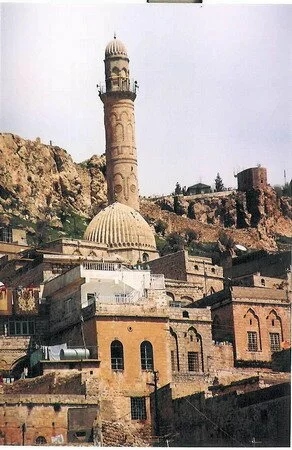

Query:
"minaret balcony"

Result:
[[98, 80, 137, 101]]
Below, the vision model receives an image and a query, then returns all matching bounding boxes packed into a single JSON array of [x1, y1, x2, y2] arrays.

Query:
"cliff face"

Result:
[[0, 133, 107, 226], [0, 133, 291, 251]]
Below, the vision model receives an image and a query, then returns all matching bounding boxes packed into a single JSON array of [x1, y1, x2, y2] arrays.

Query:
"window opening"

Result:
[[247, 331, 258, 351], [140, 341, 154, 370], [270, 333, 281, 352], [35, 436, 47, 445], [8, 319, 35, 336], [111, 340, 124, 370], [188, 352, 200, 372], [131, 397, 147, 420]]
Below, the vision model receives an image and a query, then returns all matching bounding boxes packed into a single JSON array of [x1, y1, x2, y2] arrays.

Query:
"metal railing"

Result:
[[99, 79, 137, 95], [82, 262, 130, 272], [82, 290, 145, 307]]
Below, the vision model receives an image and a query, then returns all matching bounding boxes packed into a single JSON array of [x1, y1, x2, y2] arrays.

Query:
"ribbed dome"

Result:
[[105, 37, 128, 57], [84, 203, 156, 250]]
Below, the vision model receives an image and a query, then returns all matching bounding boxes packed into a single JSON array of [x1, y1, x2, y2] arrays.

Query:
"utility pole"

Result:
[[147, 370, 160, 439], [21, 423, 26, 446], [153, 370, 160, 437]]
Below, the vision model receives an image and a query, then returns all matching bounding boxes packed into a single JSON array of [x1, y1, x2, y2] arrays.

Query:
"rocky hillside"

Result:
[[0, 133, 107, 228], [0, 133, 291, 251], [141, 187, 292, 252]]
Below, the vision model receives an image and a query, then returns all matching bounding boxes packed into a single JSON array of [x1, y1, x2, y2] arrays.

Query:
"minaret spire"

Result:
[[100, 37, 140, 211]]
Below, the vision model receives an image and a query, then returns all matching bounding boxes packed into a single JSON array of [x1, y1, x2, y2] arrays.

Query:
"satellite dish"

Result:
[[235, 244, 247, 252]]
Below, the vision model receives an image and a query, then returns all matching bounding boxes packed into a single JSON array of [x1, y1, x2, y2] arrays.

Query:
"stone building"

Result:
[[152, 378, 291, 447], [237, 166, 267, 192], [0, 227, 28, 260], [149, 250, 224, 301], [193, 285, 291, 364], [186, 183, 212, 195]]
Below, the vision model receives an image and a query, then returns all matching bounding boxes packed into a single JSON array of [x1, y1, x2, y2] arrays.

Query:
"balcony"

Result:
[[82, 262, 132, 272]]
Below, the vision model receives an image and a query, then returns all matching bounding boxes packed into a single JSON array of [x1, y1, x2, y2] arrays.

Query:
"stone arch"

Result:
[[140, 341, 154, 370], [73, 249, 82, 256], [35, 436, 47, 445], [88, 251, 97, 257], [244, 308, 262, 351], [181, 295, 194, 305], [120, 111, 128, 122], [166, 292, 175, 302], [266, 309, 283, 350], [112, 66, 120, 76], [127, 123, 134, 143], [120, 67, 128, 78], [10, 354, 30, 379], [169, 327, 179, 372], [185, 327, 204, 372], [110, 340, 124, 370], [111, 66, 120, 87], [115, 123, 124, 142], [142, 253, 149, 262]]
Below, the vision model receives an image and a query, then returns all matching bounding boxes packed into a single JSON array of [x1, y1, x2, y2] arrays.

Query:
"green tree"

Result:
[[215, 173, 225, 192], [174, 182, 182, 195], [154, 219, 167, 236], [160, 233, 185, 256]]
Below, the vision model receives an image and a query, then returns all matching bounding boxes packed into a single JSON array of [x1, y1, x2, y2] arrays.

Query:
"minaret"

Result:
[[99, 36, 140, 211]]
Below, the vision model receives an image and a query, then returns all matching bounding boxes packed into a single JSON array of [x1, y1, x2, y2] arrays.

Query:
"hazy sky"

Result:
[[1, 3, 291, 195]]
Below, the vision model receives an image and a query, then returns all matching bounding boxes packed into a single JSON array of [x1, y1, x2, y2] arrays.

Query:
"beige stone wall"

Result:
[[149, 251, 224, 296], [96, 315, 171, 394], [0, 394, 98, 446], [165, 279, 204, 302], [232, 301, 291, 362], [168, 308, 213, 375], [0, 336, 31, 371]]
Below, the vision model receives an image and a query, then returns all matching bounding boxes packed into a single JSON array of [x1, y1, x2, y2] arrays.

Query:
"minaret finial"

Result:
[[114, 32, 116, 39]]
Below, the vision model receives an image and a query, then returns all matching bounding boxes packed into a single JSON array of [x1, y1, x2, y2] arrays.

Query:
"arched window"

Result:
[[182, 311, 189, 318], [266, 310, 283, 352], [111, 340, 124, 370], [36, 436, 47, 445], [170, 328, 179, 372], [142, 253, 149, 263], [244, 309, 262, 352], [140, 341, 154, 370], [186, 327, 204, 372]]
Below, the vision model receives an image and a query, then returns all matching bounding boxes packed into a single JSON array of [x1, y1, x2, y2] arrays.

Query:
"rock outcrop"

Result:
[[0, 133, 107, 226]]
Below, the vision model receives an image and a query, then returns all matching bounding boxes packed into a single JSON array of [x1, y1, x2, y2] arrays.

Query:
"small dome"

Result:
[[84, 202, 156, 250], [105, 37, 128, 57]]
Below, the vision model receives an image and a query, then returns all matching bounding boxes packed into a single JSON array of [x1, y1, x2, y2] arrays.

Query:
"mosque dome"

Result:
[[84, 202, 156, 251], [105, 37, 128, 57]]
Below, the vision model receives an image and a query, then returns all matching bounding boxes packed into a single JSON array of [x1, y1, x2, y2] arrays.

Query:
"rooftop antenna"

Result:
[[114, 31, 116, 39]]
